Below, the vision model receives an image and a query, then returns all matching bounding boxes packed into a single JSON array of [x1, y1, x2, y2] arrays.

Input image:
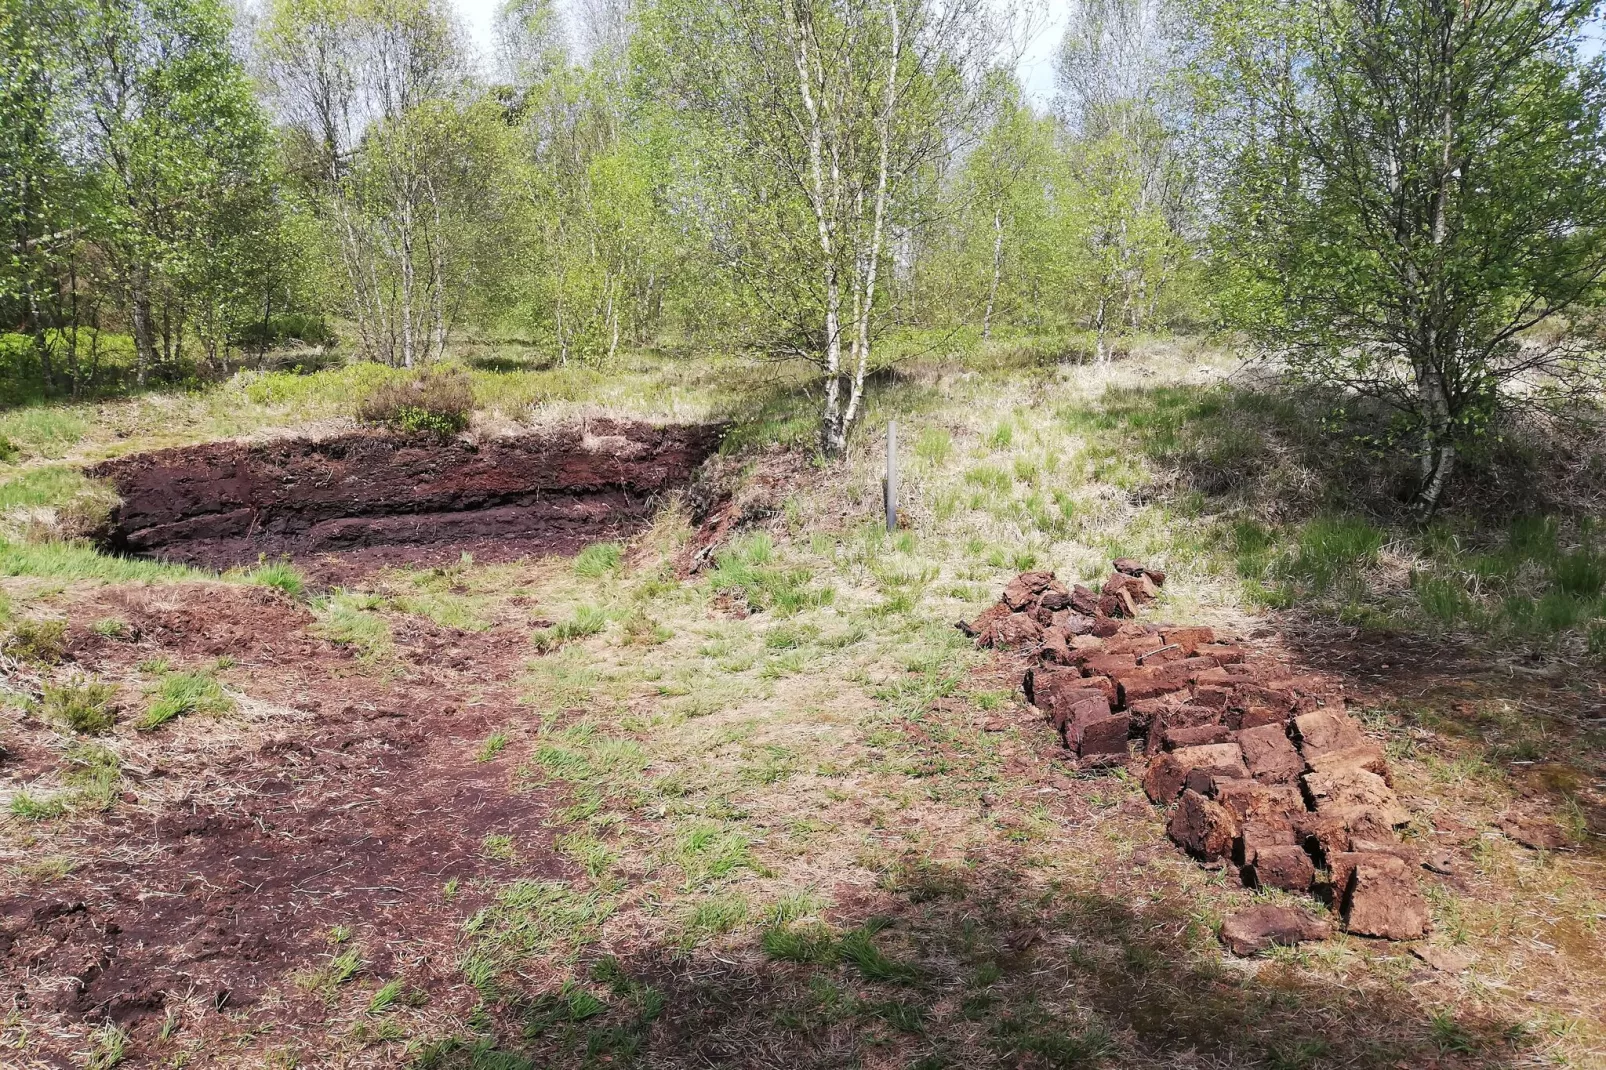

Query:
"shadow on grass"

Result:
[[416, 864, 1528, 1069], [1060, 377, 1606, 657], [1063, 376, 1606, 527], [718, 363, 954, 456]]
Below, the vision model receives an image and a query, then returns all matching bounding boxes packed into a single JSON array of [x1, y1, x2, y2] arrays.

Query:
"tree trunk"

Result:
[[836, 0, 902, 454], [785, 0, 847, 458], [1417, 440, 1456, 517], [1093, 292, 1109, 363], [399, 197, 416, 369], [130, 266, 156, 386], [983, 204, 1003, 340], [426, 177, 448, 360], [1412, 357, 1455, 516]]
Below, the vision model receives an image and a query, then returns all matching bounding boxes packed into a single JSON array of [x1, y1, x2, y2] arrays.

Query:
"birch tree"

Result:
[[646, 0, 999, 457], [1057, 0, 1194, 356], [1201, 0, 1606, 514], [260, 0, 466, 367]]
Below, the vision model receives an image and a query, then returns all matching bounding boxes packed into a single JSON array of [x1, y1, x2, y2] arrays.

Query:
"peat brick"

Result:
[[1070, 710, 1131, 759], [1220, 906, 1331, 956], [1292, 710, 1367, 760], [1232, 705, 1290, 731], [1036, 581, 1071, 612], [1142, 703, 1218, 753], [1002, 571, 1055, 611], [1239, 818, 1298, 864], [1162, 626, 1215, 655], [1143, 742, 1247, 802], [1236, 723, 1307, 785], [1305, 743, 1390, 785], [1341, 854, 1429, 940], [1213, 779, 1307, 826], [1082, 653, 1138, 677], [1248, 845, 1316, 893], [1168, 789, 1239, 861], [1195, 643, 1245, 664], [1161, 723, 1234, 750], [1304, 766, 1410, 829]]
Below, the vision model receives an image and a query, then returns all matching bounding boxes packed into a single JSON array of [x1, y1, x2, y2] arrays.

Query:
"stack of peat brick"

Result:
[[963, 562, 1429, 950]]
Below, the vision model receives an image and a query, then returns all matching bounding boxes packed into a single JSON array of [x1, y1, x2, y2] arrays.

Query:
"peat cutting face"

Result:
[[88, 419, 723, 578]]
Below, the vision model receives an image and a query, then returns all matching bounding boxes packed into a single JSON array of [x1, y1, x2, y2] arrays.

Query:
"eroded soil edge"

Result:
[[90, 419, 723, 576]]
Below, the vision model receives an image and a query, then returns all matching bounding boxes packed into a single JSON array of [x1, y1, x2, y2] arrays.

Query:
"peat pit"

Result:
[[89, 419, 723, 578]]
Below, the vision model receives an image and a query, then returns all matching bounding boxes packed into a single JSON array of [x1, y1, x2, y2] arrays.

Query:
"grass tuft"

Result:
[[532, 605, 608, 653], [4, 617, 66, 663], [42, 677, 118, 734], [247, 560, 308, 598], [137, 671, 234, 731], [574, 542, 623, 578]]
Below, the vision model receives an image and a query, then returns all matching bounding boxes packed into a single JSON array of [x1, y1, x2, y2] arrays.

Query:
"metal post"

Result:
[[885, 420, 898, 532]]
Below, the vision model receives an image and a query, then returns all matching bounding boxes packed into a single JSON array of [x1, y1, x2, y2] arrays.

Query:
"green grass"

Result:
[[532, 605, 608, 653], [761, 921, 838, 964], [137, 671, 234, 731], [707, 533, 834, 615], [460, 880, 617, 996], [477, 730, 510, 762], [367, 978, 406, 1016], [670, 821, 761, 889], [62, 742, 121, 810], [677, 894, 751, 945], [0, 465, 101, 511], [914, 426, 953, 465], [312, 591, 393, 660], [297, 946, 367, 999], [245, 560, 307, 597], [574, 541, 624, 578], [0, 405, 90, 458], [8, 790, 67, 820], [0, 540, 203, 583], [42, 677, 118, 734], [838, 920, 923, 985], [387, 589, 492, 631], [85, 1021, 128, 1070]]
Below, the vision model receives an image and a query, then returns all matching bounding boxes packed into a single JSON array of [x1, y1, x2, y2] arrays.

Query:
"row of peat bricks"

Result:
[[964, 562, 1429, 955]]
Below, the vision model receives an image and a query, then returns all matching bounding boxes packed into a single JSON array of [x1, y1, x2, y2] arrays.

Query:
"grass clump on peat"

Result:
[[42, 676, 118, 734], [137, 671, 234, 731]]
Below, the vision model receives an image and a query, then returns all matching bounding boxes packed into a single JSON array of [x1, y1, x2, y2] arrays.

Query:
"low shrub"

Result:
[[356, 370, 474, 437]]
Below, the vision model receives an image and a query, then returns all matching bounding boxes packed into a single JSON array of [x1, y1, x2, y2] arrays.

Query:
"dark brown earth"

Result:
[[0, 583, 568, 1065], [89, 419, 723, 578]]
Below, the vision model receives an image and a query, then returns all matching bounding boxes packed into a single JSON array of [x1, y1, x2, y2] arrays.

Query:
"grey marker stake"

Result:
[[885, 420, 898, 532]]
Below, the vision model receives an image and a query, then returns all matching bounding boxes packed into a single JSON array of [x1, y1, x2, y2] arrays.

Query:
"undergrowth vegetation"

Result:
[[355, 369, 475, 437]]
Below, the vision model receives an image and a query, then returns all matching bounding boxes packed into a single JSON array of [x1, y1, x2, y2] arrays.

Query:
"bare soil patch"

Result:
[[1, 582, 568, 1063], [89, 419, 723, 580]]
